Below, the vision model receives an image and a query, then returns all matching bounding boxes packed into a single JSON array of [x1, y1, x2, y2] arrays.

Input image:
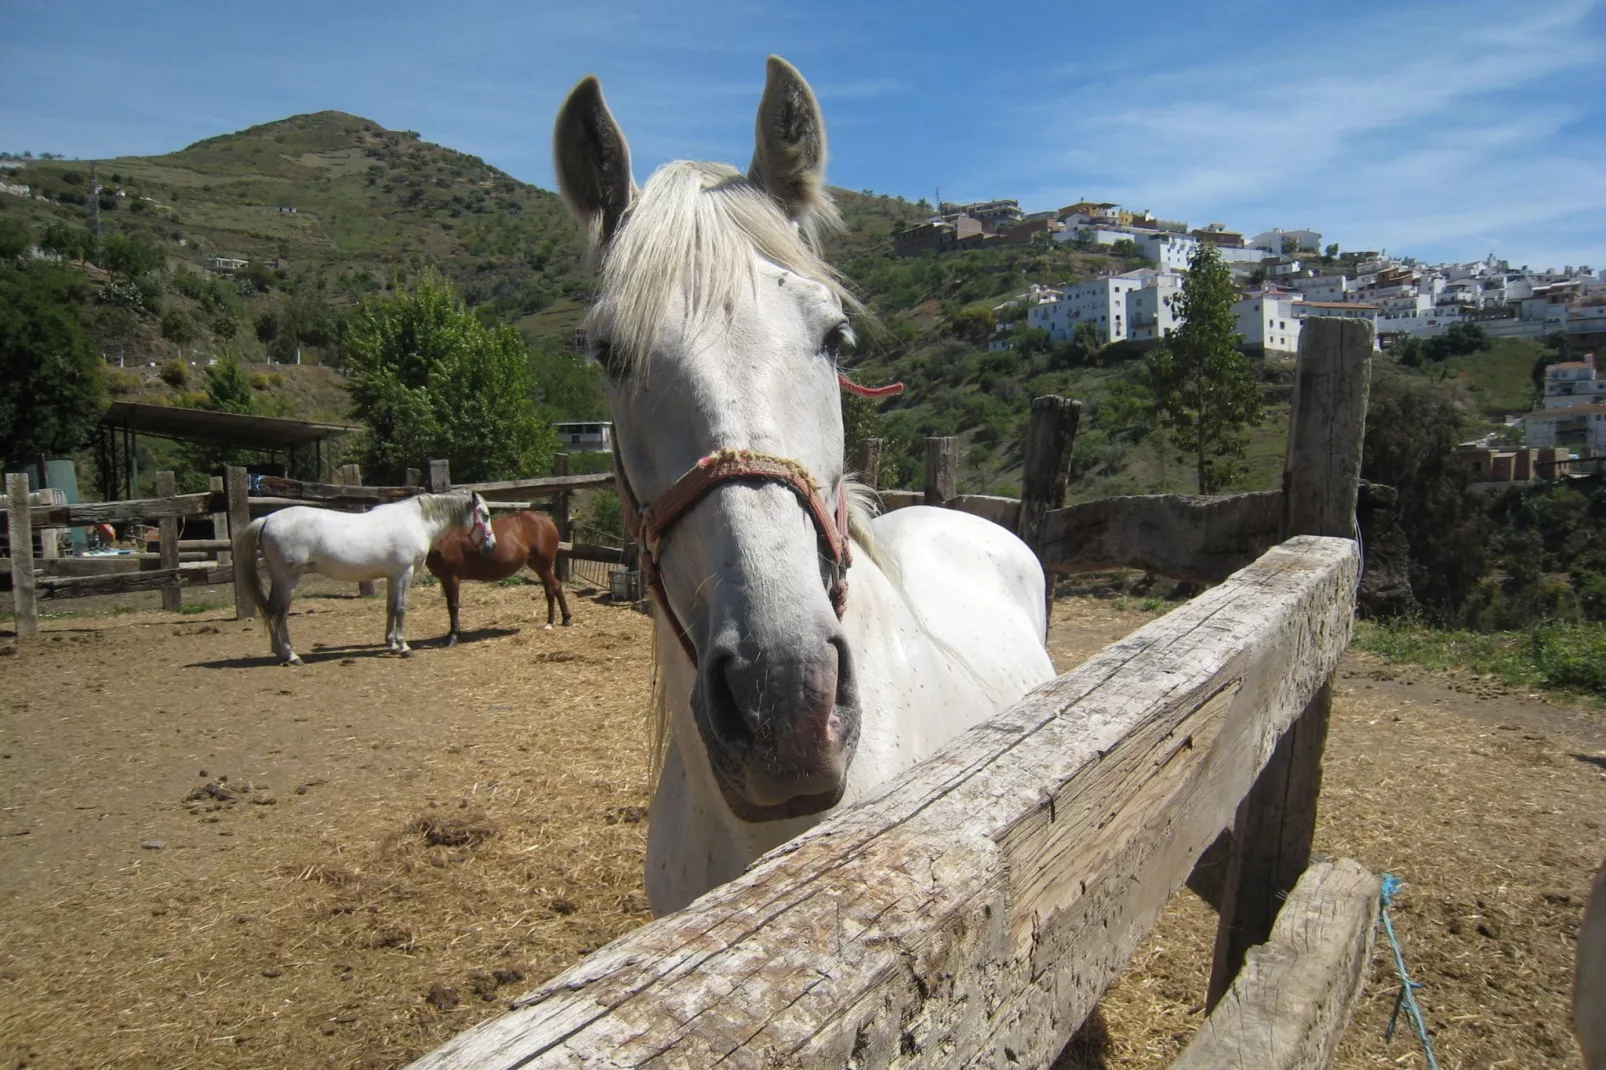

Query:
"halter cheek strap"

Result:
[[614, 446, 853, 665]]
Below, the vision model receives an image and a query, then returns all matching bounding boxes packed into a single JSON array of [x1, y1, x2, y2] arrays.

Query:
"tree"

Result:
[[204, 352, 254, 414], [100, 232, 163, 280], [1362, 373, 1488, 619], [526, 332, 605, 420], [40, 221, 89, 262], [254, 309, 280, 344], [0, 263, 107, 464], [0, 218, 30, 260], [945, 303, 996, 344], [1324, 243, 1340, 260], [342, 273, 556, 482], [160, 309, 196, 343], [1144, 242, 1264, 493]]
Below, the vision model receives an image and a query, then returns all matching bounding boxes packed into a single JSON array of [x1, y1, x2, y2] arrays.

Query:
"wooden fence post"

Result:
[[209, 475, 230, 566], [923, 436, 958, 506], [339, 464, 378, 597], [405, 467, 421, 489], [155, 471, 182, 611], [856, 438, 882, 490], [429, 459, 451, 493], [553, 453, 571, 581], [1207, 317, 1371, 1008], [225, 466, 256, 620], [1018, 396, 1081, 619], [6, 472, 38, 639], [35, 488, 64, 560]]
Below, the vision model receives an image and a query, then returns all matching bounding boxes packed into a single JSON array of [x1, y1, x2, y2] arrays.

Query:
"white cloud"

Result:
[[1006, 0, 1605, 267]]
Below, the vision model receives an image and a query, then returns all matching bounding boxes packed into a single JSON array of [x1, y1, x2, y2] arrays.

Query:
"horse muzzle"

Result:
[[691, 630, 860, 823]]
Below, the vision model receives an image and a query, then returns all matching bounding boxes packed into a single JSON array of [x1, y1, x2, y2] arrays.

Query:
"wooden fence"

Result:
[[411, 317, 1379, 1068], [2, 455, 622, 633]]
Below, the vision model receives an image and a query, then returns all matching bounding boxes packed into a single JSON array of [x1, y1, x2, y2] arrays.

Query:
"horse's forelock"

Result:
[[589, 160, 856, 375]]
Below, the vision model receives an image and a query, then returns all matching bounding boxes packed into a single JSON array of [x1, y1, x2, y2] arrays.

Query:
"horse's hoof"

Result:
[[445, 634, 459, 647], [283, 656, 303, 667], [543, 623, 553, 631], [561, 619, 575, 628], [398, 647, 413, 658]]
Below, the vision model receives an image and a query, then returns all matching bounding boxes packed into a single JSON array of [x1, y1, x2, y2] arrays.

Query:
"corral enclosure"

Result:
[[0, 578, 1600, 1068], [2, 319, 1603, 1067]]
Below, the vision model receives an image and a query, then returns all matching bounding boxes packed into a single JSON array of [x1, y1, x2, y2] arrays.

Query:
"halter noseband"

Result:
[[613, 446, 852, 664]]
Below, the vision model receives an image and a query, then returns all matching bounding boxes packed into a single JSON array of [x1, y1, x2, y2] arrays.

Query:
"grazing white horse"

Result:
[[1580, 855, 1606, 1070], [554, 56, 1056, 915], [234, 492, 495, 664]]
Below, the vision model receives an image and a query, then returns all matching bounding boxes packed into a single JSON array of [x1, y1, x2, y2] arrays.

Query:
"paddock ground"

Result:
[[1, 575, 1601, 1069]]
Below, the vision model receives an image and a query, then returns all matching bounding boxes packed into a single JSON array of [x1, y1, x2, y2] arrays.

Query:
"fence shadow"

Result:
[[186, 629, 518, 669]]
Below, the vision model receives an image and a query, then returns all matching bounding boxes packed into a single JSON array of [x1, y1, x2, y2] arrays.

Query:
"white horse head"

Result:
[[555, 57, 863, 821], [465, 492, 496, 554]]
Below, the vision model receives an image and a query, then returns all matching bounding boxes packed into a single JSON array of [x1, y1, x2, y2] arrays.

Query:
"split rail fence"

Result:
[[2, 455, 622, 634], [411, 318, 1381, 1068]]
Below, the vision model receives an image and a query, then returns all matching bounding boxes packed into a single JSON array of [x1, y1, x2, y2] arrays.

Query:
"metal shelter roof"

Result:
[[102, 402, 363, 450]]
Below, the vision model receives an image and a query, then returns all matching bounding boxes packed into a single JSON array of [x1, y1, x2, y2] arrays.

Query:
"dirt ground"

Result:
[[1, 575, 1602, 1069]]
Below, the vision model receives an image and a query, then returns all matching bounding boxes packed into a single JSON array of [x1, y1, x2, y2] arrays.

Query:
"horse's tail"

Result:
[[233, 517, 272, 626]]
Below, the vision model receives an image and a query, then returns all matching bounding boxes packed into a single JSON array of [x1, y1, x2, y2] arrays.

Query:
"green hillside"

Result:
[[2, 111, 1545, 502], [3, 112, 594, 362]]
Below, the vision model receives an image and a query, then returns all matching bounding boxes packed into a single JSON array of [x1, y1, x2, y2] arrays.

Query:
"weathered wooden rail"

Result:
[[411, 540, 1365, 1069], [3, 455, 621, 630], [409, 319, 1379, 1069]]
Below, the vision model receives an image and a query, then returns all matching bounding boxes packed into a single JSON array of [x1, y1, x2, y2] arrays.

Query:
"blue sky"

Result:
[[3, 0, 1602, 271]]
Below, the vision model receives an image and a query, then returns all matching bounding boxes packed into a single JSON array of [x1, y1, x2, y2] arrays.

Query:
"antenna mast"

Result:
[[90, 161, 101, 251]]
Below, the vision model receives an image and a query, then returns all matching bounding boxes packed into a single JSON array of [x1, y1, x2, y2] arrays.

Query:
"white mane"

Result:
[[416, 492, 471, 528], [588, 160, 858, 371]]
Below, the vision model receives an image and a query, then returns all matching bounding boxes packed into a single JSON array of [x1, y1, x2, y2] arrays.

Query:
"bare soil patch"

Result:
[[0, 580, 1600, 1068]]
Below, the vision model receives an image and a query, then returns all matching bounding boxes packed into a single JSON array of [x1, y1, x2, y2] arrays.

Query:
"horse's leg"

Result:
[[268, 572, 302, 666], [390, 566, 414, 657], [442, 573, 462, 646], [384, 579, 398, 651], [535, 562, 572, 628]]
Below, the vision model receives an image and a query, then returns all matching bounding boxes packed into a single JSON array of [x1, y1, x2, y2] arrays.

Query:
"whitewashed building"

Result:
[[1524, 403, 1606, 452], [554, 421, 613, 452], [1028, 272, 1149, 343], [1233, 290, 1303, 353], [1248, 228, 1323, 255], [1293, 301, 1381, 348], [1137, 231, 1199, 271], [1125, 272, 1185, 342], [1288, 275, 1352, 302]]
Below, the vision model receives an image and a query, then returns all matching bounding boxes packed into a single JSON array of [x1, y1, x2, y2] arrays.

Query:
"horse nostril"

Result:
[[705, 652, 755, 748]]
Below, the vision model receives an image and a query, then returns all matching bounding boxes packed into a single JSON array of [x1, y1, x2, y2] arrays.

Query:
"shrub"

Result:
[[160, 309, 195, 343], [158, 358, 188, 388], [249, 373, 271, 390], [104, 368, 143, 396]]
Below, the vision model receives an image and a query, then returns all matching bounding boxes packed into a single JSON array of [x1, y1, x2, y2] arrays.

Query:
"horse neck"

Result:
[[419, 494, 469, 538]]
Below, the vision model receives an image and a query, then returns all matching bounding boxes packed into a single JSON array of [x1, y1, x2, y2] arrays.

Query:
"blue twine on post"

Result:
[[1379, 873, 1440, 1070], [248, 473, 264, 495]]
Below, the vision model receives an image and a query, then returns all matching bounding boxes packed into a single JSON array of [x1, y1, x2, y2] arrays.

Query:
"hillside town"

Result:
[[895, 197, 1606, 358]]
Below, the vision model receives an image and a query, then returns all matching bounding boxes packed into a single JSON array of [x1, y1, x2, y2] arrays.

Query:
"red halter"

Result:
[[614, 447, 852, 665]]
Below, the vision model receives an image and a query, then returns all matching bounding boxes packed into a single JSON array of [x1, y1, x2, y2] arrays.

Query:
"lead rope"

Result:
[[1379, 874, 1441, 1070]]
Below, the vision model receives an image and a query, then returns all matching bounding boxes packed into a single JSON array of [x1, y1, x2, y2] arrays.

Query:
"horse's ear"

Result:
[[553, 75, 636, 247], [748, 55, 828, 223]]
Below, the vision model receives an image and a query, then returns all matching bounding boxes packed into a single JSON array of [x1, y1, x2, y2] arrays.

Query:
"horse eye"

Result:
[[590, 338, 623, 376], [823, 321, 853, 359]]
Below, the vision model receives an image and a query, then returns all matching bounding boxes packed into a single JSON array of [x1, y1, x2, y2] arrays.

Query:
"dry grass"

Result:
[[0, 575, 1601, 1068], [0, 577, 655, 1068]]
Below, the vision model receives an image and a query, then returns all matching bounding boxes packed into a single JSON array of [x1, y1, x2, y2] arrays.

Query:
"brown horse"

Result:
[[425, 510, 572, 644]]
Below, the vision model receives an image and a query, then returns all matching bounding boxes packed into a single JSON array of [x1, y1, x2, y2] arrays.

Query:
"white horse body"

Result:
[[554, 56, 1057, 917], [647, 506, 1051, 911], [235, 492, 493, 664]]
